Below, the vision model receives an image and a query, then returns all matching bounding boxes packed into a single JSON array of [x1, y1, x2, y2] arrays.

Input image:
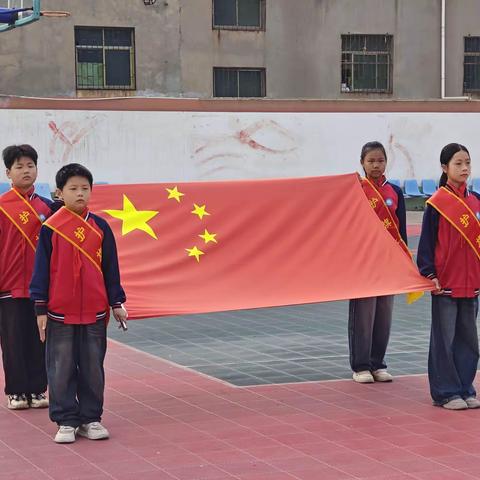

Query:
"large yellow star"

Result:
[[191, 203, 210, 220], [186, 245, 204, 262], [199, 228, 217, 244], [166, 186, 184, 203], [104, 195, 159, 239]]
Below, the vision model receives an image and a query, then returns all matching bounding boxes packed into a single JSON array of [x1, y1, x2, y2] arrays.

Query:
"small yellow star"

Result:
[[199, 229, 217, 244], [104, 195, 159, 239], [191, 203, 210, 220], [166, 186, 184, 203], [186, 246, 204, 262]]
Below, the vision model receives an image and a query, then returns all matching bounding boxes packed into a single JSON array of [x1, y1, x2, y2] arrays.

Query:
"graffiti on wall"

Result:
[[0, 110, 476, 186]]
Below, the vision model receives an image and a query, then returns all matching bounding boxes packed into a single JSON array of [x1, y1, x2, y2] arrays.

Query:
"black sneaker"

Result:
[[7, 394, 29, 410], [29, 393, 49, 408]]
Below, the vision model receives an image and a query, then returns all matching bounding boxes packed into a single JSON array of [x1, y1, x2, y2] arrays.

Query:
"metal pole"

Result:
[[441, 0, 445, 98], [441, 0, 468, 100]]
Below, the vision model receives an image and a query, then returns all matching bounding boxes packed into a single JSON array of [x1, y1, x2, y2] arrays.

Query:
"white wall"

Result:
[[1, 109, 478, 187]]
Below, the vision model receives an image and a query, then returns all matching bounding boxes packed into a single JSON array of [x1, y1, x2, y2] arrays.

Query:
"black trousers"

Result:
[[0, 298, 47, 395], [46, 319, 107, 427], [348, 295, 394, 372]]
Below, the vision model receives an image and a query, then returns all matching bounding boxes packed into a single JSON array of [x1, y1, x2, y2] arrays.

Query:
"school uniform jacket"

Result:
[[417, 183, 480, 298], [0, 187, 53, 299], [30, 210, 126, 324]]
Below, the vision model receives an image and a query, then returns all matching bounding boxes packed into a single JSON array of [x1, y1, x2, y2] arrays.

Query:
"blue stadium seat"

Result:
[[471, 178, 480, 195], [94, 181, 109, 185], [0, 182, 10, 194], [389, 179, 401, 188], [421, 179, 437, 197], [34, 182, 52, 199], [404, 179, 426, 198]]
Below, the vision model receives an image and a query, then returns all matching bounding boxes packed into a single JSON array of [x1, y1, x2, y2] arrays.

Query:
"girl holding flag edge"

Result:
[[349, 141, 408, 384], [417, 143, 480, 410]]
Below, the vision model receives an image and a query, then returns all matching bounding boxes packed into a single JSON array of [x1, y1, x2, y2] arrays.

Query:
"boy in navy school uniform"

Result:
[[30, 163, 127, 443], [0, 145, 53, 410]]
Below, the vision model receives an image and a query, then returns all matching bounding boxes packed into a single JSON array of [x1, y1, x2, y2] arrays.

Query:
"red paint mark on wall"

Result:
[[388, 134, 415, 178], [194, 119, 297, 160], [236, 120, 296, 154], [48, 118, 97, 163]]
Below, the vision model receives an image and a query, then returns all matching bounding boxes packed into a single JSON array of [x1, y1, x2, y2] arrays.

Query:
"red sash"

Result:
[[362, 177, 411, 257], [0, 188, 43, 251], [427, 187, 480, 261], [44, 207, 103, 272]]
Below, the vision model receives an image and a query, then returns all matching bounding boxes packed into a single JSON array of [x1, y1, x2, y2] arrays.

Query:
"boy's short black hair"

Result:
[[56, 163, 93, 190], [2, 144, 38, 169]]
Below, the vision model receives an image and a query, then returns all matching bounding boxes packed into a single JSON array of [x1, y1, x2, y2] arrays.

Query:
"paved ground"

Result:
[[108, 215, 430, 387], [3, 340, 480, 480], [5, 211, 480, 480], [108, 297, 431, 387]]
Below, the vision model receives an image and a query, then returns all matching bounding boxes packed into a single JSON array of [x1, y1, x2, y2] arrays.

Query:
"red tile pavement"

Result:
[[0, 340, 480, 480]]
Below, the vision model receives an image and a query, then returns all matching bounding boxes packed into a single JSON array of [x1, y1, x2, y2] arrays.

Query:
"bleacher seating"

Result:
[[404, 179, 426, 198], [471, 178, 480, 195], [421, 179, 437, 197], [34, 182, 52, 199], [0, 182, 9, 194], [389, 179, 401, 188]]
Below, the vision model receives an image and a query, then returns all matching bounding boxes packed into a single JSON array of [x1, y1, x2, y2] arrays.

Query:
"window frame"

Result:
[[75, 26, 136, 91], [463, 36, 480, 94], [213, 67, 266, 98], [212, 0, 266, 31], [341, 34, 393, 94]]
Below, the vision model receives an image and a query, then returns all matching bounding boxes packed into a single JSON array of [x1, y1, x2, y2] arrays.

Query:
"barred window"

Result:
[[341, 34, 393, 93], [213, 68, 266, 97], [75, 27, 135, 90], [464, 37, 480, 93], [213, 0, 265, 30]]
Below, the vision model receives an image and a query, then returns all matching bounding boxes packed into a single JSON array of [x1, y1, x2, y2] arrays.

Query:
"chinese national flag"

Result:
[[89, 174, 433, 319]]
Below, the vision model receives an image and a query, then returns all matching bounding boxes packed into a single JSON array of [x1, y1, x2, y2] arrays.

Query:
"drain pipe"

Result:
[[441, 0, 469, 100]]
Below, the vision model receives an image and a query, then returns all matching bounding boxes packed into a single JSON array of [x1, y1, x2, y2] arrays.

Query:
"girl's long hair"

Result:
[[439, 143, 469, 187]]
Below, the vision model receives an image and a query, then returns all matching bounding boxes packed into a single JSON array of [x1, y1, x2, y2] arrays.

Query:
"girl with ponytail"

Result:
[[418, 143, 480, 410]]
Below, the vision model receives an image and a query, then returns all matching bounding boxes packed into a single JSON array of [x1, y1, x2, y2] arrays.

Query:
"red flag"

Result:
[[89, 174, 433, 319]]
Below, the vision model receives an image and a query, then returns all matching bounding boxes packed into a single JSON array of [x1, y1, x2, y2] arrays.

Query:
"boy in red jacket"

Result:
[[0, 145, 52, 410], [30, 163, 127, 443]]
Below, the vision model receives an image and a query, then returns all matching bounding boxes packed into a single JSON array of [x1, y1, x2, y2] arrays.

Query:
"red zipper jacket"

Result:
[[0, 187, 52, 299], [417, 183, 480, 297], [30, 210, 126, 324]]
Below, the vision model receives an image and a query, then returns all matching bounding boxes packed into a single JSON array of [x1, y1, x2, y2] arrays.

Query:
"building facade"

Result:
[[0, 0, 479, 99]]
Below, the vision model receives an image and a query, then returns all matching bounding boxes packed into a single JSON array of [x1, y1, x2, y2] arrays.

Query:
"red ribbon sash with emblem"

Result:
[[427, 186, 480, 261], [0, 188, 43, 251], [361, 178, 411, 258], [44, 207, 103, 272]]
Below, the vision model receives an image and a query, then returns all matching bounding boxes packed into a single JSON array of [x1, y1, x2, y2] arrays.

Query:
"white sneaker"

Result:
[[352, 371, 374, 383], [465, 397, 480, 409], [442, 398, 468, 410], [77, 422, 109, 440], [6, 394, 29, 410], [372, 369, 393, 382], [54, 426, 76, 443], [29, 393, 49, 409]]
